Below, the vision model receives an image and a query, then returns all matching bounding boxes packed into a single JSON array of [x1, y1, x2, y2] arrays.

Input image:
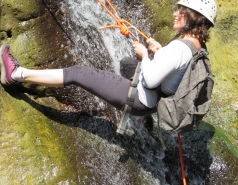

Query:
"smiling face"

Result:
[[173, 6, 187, 32]]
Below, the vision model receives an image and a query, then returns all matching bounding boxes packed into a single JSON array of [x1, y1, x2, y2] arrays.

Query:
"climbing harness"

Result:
[[117, 62, 141, 134], [97, 2, 187, 184]]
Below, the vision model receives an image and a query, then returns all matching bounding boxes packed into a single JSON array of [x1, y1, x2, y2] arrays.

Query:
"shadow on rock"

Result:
[[4, 85, 215, 184]]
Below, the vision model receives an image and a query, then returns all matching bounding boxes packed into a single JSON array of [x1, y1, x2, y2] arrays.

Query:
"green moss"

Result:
[[204, 0, 238, 154], [212, 127, 238, 158], [0, 11, 19, 32], [141, 0, 177, 45], [207, 129, 238, 182], [0, 1, 92, 183], [0, 88, 81, 184], [2, 0, 43, 20], [11, 28, 50, 68]]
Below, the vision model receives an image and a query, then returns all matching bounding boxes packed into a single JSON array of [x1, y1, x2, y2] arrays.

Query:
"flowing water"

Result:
[[61, 0, 134, 73]]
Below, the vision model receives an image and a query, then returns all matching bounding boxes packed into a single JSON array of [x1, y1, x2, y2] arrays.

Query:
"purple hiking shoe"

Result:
[[0, 44, 19, 85]]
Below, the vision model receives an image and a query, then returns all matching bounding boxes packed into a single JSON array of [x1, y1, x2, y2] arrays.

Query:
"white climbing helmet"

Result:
[[177, 0, 217, 26]]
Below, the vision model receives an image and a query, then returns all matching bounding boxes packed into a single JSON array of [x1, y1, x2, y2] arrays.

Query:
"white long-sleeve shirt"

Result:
[[137, 40, 193, 108]]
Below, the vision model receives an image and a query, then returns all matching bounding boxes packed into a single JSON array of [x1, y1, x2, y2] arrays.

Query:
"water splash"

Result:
[[62, 0, 134, 74]]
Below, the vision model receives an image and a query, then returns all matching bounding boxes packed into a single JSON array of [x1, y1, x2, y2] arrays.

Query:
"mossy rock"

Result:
[[2, 0, 43, 20]]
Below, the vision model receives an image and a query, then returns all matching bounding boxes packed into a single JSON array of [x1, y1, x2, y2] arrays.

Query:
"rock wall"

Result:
[[1, 0, 238, 184]]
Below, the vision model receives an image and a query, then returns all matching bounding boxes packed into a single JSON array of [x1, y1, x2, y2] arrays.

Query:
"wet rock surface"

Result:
[[0, 0, 238, 184]]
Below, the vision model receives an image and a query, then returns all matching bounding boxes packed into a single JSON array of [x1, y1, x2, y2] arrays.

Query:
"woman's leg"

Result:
[[63, 65, 156, 116], [0, 44, 156, 116], [63, 65, 130, 110], [0, 44, 65, 87], [120, 57, 138, 79], [24, 69, 64, 87]]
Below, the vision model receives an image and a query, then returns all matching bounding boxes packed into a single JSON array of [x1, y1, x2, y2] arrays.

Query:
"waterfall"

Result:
[[61, 0, 135, 74]]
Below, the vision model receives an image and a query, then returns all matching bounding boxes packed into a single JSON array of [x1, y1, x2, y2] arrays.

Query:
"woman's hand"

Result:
[[147, 38, 162, 53], [133, 42, 148, 59]]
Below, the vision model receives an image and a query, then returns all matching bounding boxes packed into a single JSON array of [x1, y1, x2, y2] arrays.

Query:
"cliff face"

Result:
[[0, 0, 238, 184], [0, 0, 123, 184]]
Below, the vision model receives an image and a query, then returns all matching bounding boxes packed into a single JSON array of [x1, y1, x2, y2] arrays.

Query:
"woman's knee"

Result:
[[120, 57, 138, 79]]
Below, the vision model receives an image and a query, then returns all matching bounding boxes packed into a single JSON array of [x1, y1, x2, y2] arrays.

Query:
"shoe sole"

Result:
[[0, 44, 9, 85]]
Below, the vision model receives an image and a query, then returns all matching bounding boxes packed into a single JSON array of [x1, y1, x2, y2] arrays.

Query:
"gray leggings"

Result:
[[63, 61, 157, 116]]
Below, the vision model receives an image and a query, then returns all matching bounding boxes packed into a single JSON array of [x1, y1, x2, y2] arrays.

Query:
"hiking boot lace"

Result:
[[9, 54, 20, 68]]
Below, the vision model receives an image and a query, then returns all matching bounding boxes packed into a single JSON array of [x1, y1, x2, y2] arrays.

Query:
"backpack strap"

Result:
[[179, 39, 210, 71], [178, 39, 198, 56]]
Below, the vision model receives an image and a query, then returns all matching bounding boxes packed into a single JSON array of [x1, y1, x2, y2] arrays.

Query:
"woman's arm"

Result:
[[141, 40, 192, 89]]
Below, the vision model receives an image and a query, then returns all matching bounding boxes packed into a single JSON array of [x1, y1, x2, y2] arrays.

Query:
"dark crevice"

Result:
[[6, 30, 12, 38], [41, 0, 76, 48]]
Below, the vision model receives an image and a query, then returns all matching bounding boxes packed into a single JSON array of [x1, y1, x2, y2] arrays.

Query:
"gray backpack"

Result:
[[157, 40, 214, 133]]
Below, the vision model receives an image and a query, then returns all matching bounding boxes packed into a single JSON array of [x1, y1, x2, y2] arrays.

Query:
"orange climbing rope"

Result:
[[97, 0, 148, 42], [178, 134, 187, 185]]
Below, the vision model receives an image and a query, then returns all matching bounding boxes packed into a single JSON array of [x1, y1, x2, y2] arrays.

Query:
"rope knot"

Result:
[[120, 26, 130, 36]]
